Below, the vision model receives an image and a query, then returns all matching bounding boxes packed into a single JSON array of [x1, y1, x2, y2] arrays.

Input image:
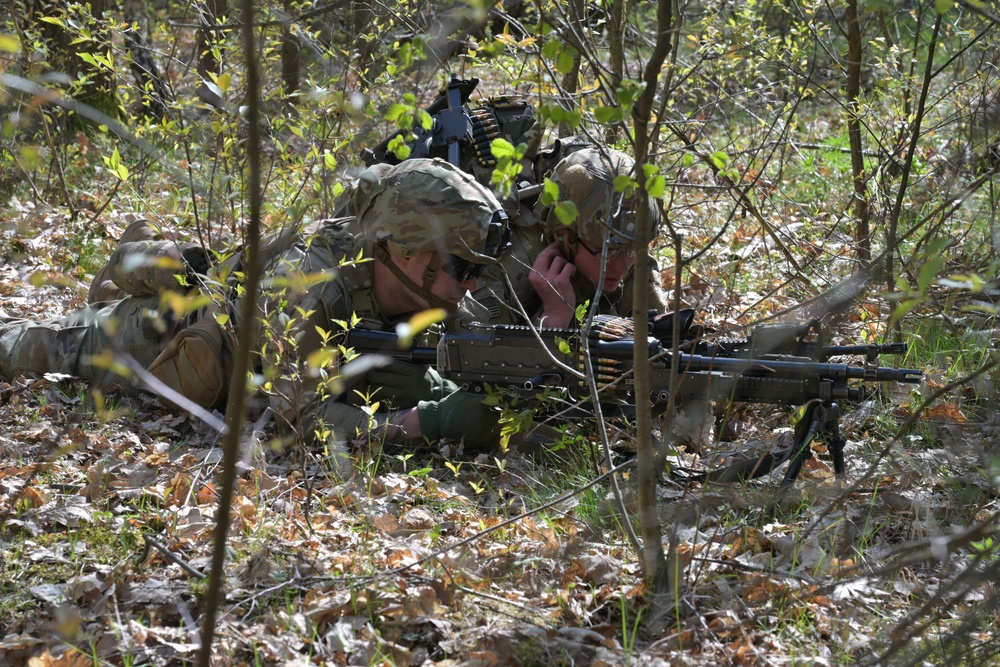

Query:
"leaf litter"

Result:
[[0, 206, 998, 666]]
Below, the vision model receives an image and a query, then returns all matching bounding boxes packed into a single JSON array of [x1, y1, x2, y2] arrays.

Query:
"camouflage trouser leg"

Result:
[[0, 296, 179, 391]]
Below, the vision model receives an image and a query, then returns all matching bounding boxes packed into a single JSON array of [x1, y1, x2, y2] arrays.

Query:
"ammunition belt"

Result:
[[469, 94, 530, 169]]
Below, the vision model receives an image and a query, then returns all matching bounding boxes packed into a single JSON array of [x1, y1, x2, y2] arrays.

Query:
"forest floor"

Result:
[[1, 204, 999, 666]]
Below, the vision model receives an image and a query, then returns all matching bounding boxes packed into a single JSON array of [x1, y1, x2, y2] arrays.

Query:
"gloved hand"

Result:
[[366, 361, 456, 408], [417, 390, 500, 451]]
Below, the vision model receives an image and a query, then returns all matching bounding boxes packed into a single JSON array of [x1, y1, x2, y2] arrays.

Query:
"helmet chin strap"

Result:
[[375, 243, 457, 313]]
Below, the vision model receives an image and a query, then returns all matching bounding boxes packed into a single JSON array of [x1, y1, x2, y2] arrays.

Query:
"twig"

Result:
[[137, 534, 207, 579]]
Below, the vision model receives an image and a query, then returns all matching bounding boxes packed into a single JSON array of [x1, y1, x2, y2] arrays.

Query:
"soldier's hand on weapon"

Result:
[[529, 241, 577, 328], [379, 407, 423, 442], [366, 360, 452, 406], [417, 391, 501, 450], [377, 391, 501, 449]]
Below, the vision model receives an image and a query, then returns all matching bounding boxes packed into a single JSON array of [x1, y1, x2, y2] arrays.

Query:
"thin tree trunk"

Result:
[[196, 0, 264, 662], [198, 0, 227, 80], [845, 0, 871, 265], [632, 0, 674, 634], [281, 0, 300, 101], [886, 14, 942, 329], [605, 0, 626, 145], [559, 0, 584, 137]]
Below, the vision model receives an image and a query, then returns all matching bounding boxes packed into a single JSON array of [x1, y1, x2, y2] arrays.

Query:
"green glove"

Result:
[[417, 390, 500, 451], [365, 361, 456, 408]]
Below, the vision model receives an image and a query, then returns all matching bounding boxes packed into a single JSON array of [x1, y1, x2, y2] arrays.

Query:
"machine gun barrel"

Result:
[[672, 353, 923, 384]]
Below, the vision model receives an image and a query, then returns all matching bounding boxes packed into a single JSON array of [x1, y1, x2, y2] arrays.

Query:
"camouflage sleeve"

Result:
[[616, 252, 668, 316], [0, 296, 179, 386], [646, 253, 669, 313], [458, 223, 548, 326]]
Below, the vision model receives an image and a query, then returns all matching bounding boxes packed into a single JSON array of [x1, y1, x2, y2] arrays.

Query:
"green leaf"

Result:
[[214, 71, 232, 93], [542, 40, 561, 60], [916, 255, 945, 292], [613, 175, 636, 193], [405, 308, 447, 341], [38, 16, 65, 27], [935, 0, 953, 13], [890, 298, 923, 325], [554, 201, 579, 226], [925, 235, 952, 255], [0, 35, 20, 53], [710, 151, 730, 169], [324, 153, 337, 170], [417, 109, 433, 130], [306, 347, 338, 370], [682, 153, 694, 168], [646, 175, 666, 198], [642, 163, 659, 177], [563, 109, 582, 130], [385, 103, 410, 122], [594, 106, 617, 123], [491, 137, 516, 159], [541, 179, 560, 205], [557, 337, 571, 355], [556, 47, 577, 74], [388, 134, 411, 160]]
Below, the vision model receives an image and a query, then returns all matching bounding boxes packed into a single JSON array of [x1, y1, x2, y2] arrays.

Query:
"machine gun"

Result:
[[346, 315, 924, 491]]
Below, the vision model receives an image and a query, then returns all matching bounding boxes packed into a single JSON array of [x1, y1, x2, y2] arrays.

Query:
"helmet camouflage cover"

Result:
[[355, 158, 509, 264], [535, 146, 660, 246]]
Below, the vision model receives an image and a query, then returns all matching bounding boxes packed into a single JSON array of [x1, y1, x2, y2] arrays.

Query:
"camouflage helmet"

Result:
[[356, 158, 509, 264], [535, 147, 660, 246]]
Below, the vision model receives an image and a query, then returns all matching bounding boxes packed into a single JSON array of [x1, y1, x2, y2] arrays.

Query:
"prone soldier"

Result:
[[0, 158, 511, 452]]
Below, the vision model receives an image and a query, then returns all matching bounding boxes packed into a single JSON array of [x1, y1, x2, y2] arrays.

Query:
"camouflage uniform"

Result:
[[463, 144, 668, 325], [0, 159, 509, 450]]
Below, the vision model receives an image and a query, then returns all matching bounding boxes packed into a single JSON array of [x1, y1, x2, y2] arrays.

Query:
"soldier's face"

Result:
[[428, 257, 479, 304], [573, 239, 635, 293], [392, 252, 477, 309]]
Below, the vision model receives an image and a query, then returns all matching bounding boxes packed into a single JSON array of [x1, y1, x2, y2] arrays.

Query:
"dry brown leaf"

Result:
[[168, 472, 192, 507], [197, 482, 218, 505], [399, 507, 435, 532], [923, 402, 967, 423], [27, 650, 93, 667], [21, 485, 49, 508], [373, 512, 400, 534]]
